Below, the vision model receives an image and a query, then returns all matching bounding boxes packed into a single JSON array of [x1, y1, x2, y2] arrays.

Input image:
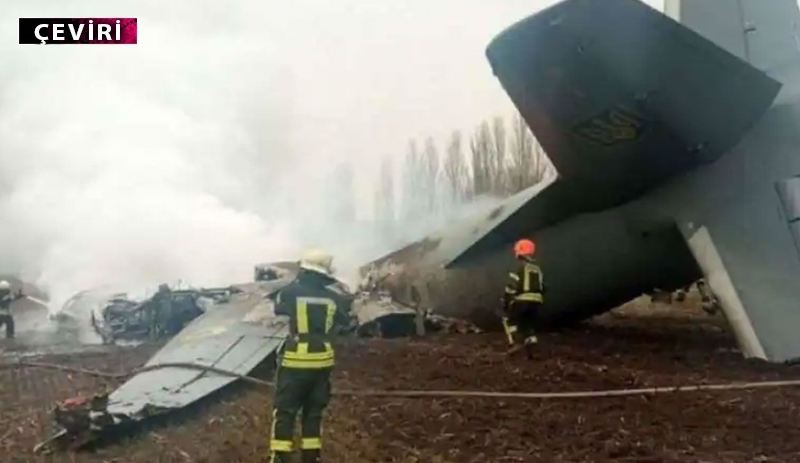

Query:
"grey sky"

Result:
[[0, 0, 662, 307]]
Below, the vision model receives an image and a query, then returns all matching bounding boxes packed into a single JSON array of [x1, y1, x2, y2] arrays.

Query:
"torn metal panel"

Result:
[[90, 286, 239, 344], [352, 292, 417, 338], [106, 279, 292, 421]]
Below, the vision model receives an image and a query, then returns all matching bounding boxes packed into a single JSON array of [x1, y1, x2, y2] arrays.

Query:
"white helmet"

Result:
[[0, 280, 10, 291], [299, 249, 334, 277]]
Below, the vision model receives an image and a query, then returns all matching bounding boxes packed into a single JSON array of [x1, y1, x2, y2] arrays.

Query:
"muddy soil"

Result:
[[1, 304, 799, 463]]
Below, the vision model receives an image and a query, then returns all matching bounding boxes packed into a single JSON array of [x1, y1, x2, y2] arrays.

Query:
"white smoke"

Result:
[[0, 0, 590, 319], [0, 3, 311, 313]]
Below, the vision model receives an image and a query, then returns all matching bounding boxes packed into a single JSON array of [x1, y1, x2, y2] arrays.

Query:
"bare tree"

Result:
[[402, 139, 424, 220], [470, 121, 495, 197], [507, 111, 554, 192], [374, 156, 395, 228], [422, 137, 440, 214], [443, 130, 468, 203], [491, 116, 508, 195]]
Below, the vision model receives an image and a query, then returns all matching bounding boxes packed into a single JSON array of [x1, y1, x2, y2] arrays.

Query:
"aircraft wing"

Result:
[[107, 279, 292, 419], [486, 0, 780, 208]]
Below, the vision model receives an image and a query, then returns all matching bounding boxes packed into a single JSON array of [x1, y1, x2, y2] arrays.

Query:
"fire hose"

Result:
[[3, 360, 800, 399]]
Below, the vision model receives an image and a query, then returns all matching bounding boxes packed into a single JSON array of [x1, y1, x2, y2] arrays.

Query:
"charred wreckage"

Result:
[[36, 263, 477, 452]]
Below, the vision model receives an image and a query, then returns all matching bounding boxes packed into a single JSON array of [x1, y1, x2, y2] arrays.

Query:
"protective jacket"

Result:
[[503, 256, 544, 310], [0, 292, 15, 316], [270, 270, 352, 463], [274, 271, 351, 369]]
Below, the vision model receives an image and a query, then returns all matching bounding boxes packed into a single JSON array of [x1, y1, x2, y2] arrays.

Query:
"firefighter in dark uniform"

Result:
[[501, 239, 544, 358], [269, 249, 351, 463], [0, 280, 20, 339], [147, 284, 172, 340]]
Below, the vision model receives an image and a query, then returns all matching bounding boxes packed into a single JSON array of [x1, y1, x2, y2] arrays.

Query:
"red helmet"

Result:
[[513, 239, 536, 257]]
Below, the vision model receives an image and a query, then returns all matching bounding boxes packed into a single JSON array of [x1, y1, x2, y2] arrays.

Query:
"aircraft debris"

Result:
[[253, 261, 298, 282], [36, 278, 293, 452], [355, 266, 480, 337], [36, 260, 481, 451], [353, 291, 417, 337], [90, 285, 238, 344]]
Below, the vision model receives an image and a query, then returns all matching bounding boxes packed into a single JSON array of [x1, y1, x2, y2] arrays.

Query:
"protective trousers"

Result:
[[508, 301, 539, 343], [270, 366, 331, 463]]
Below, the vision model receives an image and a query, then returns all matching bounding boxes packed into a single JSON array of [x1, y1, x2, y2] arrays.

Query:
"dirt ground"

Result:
[[2, 300, 800, 463]]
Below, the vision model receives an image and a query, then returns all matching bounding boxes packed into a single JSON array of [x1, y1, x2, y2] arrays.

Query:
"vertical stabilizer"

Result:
[[665, 0, 800, 72]]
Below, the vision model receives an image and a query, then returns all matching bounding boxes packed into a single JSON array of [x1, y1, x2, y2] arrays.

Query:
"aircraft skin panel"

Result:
[[684, 226, 766, 359], [680, 198, 800, 362], [666, 0, 800, 75], [486, 0, 780, 209], [107, 279, 292, 418]]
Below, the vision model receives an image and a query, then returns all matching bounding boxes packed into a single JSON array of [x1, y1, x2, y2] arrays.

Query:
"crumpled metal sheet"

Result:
[[352, 292, 416, 326], [106, 280, 292, 420]]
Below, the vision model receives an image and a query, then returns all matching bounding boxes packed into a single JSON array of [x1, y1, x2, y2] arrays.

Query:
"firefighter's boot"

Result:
[[302, 450, 321, 463], [523, 335, 538, 359], [270, 451, 293, 463]]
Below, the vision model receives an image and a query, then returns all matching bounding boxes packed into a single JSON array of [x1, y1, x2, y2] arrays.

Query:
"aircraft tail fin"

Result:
[[665, 0, 800, 72]]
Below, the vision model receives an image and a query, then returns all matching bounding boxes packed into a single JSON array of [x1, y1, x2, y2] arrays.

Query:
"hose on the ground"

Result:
[[3, 360, 800, 399]]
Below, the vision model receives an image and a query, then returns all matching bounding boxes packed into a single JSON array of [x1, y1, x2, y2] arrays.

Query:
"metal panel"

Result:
[[685, 226, 766, 359], [668, 0, 800, 73], [776, 176, 800, 221], [107, 280, 292, 420]]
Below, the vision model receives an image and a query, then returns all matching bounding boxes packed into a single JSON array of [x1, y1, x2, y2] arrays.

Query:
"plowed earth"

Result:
[[1, 301, 799, 463]]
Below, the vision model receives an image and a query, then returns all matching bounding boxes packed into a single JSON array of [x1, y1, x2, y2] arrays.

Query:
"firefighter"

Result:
[[269, 249, 351, 463], [0, 280, 17, 339], [148, 284, 172, 340], [502, 239, 544, 358]]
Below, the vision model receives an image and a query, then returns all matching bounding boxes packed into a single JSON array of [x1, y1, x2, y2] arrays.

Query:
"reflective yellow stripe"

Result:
[[301, 437, 322, 450], [508, 273, 519, 281], [501, 317, 515, 345], [297, 300, 309, 334], [270, 408, 278, 448], [283, 342, 334, 361], [325, 303, 336, 332], [514, 292, 543, 303], [504, 286, 516, 294], [523, 264, 542, 293], [523, 268, 530, 292], [271, 440, 293, 452], [282, 357, 335, 369], [283, 349, 334, 360]]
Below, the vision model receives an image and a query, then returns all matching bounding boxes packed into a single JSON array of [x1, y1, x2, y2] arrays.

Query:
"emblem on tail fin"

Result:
[[573, 105, 647, 146]]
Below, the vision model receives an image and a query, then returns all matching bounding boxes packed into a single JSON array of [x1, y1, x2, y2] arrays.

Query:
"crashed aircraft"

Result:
[[365, 0, 800, 362], [88, 287, 233, 344], [40, 262, 473, 449]]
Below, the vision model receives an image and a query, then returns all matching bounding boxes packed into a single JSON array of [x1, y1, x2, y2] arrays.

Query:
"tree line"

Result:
[[374, 112, 553, 225]]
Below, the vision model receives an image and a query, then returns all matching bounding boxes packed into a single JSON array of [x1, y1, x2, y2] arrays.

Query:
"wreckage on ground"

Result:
[[87, 286, 235, 344], [38, 263, 477, 450]]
